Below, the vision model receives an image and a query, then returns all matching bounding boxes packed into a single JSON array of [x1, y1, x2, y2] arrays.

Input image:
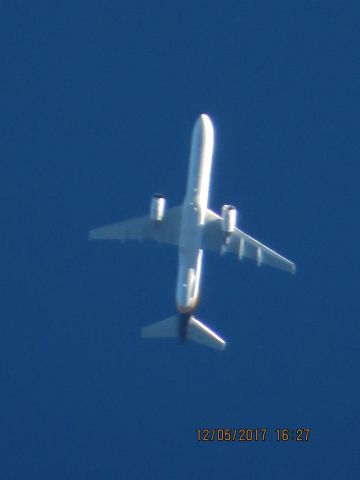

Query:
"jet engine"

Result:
[[150, 194, 166, 221], [221, 204, 237, 236]]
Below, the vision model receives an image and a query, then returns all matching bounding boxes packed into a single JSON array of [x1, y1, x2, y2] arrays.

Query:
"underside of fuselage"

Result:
[[175, 114, 214, 314]]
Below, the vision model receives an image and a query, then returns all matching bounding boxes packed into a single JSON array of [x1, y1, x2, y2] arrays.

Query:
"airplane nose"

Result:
[[199, 113, 211, 127], [194, 113, 213, 139]]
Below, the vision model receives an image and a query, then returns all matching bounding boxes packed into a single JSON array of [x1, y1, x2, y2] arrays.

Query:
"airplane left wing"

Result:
[[202, 209, 296, 274], [89, 206, 182, 246]]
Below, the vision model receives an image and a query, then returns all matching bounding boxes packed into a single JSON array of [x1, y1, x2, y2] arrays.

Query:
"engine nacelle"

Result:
[[221, 204, 237, 235], [150, 194, 166, 221]]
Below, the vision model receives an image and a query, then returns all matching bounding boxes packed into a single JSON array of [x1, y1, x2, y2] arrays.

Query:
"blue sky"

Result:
[[1, 1, 359, 478]]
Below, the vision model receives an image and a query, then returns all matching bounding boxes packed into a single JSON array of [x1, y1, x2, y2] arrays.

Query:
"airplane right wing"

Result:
[[89, 205, 182, 246], [202, 209, 296, 274]]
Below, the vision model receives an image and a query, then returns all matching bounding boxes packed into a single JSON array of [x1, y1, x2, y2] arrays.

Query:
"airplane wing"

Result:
[[89, 206, 182, 246], [202, 209, 296, 274]]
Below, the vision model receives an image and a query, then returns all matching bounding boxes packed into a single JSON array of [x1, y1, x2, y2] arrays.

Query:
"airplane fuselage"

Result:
[[176, 115, 214, 313]]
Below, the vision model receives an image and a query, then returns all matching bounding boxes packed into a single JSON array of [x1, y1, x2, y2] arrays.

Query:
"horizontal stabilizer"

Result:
[[141, 315, 178, 338], [187, 316, 226, 350], [141, 315, 226, 350]]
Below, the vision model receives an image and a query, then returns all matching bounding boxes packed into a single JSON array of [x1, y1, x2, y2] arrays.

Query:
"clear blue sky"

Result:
[[1, 1, 359, 478]]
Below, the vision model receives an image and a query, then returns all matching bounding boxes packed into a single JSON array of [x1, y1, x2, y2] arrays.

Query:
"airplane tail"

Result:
[[141, 314, 226, 350]]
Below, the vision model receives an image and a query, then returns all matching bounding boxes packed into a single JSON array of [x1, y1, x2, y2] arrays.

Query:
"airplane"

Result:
[[89, 114, 295, 351]]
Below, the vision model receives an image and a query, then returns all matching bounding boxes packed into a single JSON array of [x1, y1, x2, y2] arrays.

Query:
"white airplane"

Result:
[[89, 114, 295, 350]]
